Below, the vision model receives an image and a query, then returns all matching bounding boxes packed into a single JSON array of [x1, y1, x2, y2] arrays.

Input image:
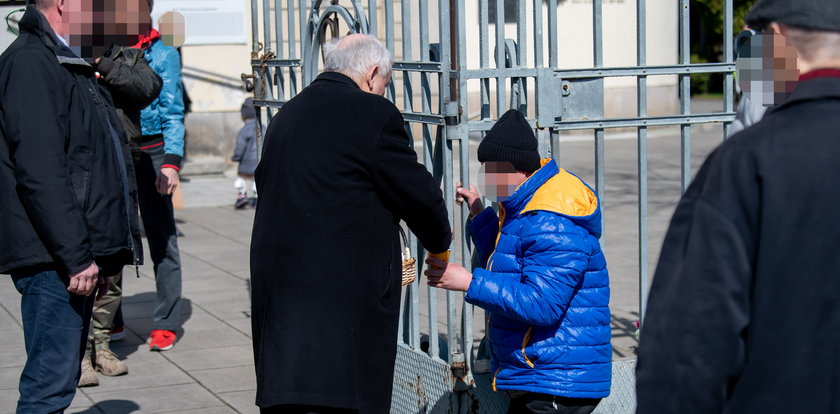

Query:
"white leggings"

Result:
[[234, 176, 257, 197]]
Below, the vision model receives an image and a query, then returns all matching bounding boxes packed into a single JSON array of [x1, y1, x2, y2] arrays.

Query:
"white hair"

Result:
[[784, 25, 840, 62], [323, 34, 392, 79]]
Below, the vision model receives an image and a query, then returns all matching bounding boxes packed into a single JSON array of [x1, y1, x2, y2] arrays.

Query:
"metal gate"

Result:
[[246, 1, 735, 412]]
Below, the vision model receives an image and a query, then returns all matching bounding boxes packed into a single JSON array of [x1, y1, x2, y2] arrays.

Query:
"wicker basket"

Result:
[[399, 227, 416, 286]]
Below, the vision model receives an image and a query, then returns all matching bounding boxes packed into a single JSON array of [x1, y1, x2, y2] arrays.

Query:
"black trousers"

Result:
[[260, 405, 358, 414], [507, 391, 601, 414]]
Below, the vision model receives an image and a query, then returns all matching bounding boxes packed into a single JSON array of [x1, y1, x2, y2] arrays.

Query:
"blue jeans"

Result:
[[12, 268, 94, 414]]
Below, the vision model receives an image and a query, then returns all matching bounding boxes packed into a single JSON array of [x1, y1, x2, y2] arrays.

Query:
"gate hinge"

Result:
[[444, 101, 461, 126], [450, 353, 471, 392]]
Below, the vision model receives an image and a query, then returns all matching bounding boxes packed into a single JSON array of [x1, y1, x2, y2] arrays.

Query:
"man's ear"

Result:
[[366, 66, 380, 91], [769, 22, 783, 35]]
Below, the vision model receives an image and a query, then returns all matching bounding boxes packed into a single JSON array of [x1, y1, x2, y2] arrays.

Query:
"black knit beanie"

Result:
[[477, 109, 541, 173]]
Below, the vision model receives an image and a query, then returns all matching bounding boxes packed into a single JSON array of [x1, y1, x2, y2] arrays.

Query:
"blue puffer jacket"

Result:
[[139, 33, 185, 168], [466, 158, 612, 398]]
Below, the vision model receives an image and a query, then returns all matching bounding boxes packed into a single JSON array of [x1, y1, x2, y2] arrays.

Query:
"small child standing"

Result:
[[231, 98, 259, 209]]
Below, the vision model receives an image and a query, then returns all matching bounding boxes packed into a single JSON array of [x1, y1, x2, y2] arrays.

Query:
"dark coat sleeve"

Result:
[[636, 145, 757, 413], [96, 48, 163, 111], [3, 50, 93, 275], [369, 110, 451, 254]]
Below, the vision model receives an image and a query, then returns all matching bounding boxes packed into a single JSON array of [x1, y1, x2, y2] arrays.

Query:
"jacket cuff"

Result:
[[468, 208, 497, 236], [65, 256, 95, 277], [162, 154, 183, 170], [95, 57, 116, 77]]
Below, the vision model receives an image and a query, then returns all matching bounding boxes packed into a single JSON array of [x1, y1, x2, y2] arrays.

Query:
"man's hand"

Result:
[[425, 258, 472, 292], [456, 182, 485, 218], [68, 262, 99, 296], [95, 275, 112, 300], [156, 167, 180, 195]]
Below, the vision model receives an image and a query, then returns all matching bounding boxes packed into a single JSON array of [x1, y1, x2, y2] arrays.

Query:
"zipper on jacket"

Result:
[[91, 78, 141, 273], [484, 205, 506, 271], [491, 367, 501, 392], [521, 326, 535, 368]]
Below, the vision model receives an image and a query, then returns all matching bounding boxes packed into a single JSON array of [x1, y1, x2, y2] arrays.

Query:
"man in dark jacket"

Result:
[[250, 34, 451, 413], [636, 1, 840, 412], [77, 1, 163, 386], [0, 1, 141, 412]]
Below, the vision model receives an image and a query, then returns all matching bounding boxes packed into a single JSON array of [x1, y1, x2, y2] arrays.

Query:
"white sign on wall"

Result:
[[152, 0, 248, 45]]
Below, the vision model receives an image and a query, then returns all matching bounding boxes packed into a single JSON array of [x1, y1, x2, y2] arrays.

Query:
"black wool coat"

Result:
[[250, 72, 451, 413], [636, 74, 840, 413]]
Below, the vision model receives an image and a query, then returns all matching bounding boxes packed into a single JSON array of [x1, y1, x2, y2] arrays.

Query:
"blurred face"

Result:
[[736, 32, 800, 107], [63, 0, 151, 58], [158, 10, 186, 47], [477, 162, 528, 203]]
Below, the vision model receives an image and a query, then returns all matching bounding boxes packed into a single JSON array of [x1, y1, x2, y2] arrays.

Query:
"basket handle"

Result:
[[398, 226, 412, 260]]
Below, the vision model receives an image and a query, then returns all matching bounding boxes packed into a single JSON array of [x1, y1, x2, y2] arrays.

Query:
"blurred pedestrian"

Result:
[[636, 0, 840, 412], [0, 1, 142, 411], [250, 34, 451, 414], [134, 0, 186, 352], [231, 98, 259, 209], [77, 0, 163, 387], [428, 109, 612, 414]]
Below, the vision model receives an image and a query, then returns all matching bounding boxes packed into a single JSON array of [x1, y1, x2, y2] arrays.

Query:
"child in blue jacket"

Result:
[[426, 109, 612, 413]]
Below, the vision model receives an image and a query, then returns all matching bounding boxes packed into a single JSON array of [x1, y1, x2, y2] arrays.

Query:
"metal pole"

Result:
[[637, 0, 650, 325], [723, 0, 734, 140], [679, 0, 691, 193]]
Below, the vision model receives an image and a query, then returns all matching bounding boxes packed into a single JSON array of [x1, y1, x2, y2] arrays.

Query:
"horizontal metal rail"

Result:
[[466, 112, 736, 132], [250, 58, 303, 68], [462, 62, 735, 80]]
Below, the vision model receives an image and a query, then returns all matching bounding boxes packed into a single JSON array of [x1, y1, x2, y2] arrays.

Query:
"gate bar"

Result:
[[679, 0, 691, 193], [637, 0, 650, 325]]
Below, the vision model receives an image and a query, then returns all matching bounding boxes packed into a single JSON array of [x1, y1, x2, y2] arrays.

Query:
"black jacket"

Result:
[[0, 7, 141, 276], [636, 74, 840, 413], [250, 72, 451, 413], [95, 45, 163, 146]]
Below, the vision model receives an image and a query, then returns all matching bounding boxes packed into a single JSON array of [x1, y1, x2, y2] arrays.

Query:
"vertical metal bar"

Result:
[[251, 0, 260, 55], [548, 0, 557, 68], [637, 0, 650, 324], [368, 0, 377, 36], [298, 0, 307, 86], [288, 0, 298, 96], [480, 0, 490, 120], [402, 0, 414, 111], [454, 0, 473, 378], [385, 0, 396, 101], [263, 0, 272, 54], [495, 0, 505, 114], [517, 0, 526, 67], [533, 0, 544, 68], [723, 0, 734, 140], [274, 0, 285, 101], [439, 0, 459, 368], [679, 0, 691, 193], [593, 0, 605, 212], [550, 129, 560, 160]]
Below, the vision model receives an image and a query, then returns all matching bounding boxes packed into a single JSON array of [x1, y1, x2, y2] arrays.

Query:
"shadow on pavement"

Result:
[[73, 399, 141, 413]]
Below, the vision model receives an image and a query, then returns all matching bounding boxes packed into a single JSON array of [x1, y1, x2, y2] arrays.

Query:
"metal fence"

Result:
[[247, 1, 735, 412]]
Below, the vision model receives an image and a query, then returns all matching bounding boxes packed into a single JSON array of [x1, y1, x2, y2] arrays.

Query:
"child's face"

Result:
[[478, 162, 527, 202]]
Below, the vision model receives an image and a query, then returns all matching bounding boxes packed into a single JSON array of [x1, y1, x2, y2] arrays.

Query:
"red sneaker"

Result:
[[148, 329, 177, 351]]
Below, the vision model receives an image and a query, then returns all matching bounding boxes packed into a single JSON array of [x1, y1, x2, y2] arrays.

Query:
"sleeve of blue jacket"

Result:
[[467, 208, 499, 268], [465, 215, 589, 326], [156, 47, 185, 168]]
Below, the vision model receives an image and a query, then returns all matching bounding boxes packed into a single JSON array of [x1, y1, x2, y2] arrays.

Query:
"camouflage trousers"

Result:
[[87, 271, 123, 351]]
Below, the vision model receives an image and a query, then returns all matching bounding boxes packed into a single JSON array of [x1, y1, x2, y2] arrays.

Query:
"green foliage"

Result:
[[689, 0, 758, 94]]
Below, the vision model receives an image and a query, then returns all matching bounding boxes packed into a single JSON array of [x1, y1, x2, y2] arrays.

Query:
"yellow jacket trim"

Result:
[[521, 161, 598, 218], [521, 326, 535, 368]]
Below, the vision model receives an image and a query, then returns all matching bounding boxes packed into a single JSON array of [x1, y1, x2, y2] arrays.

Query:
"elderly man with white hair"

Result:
[[250, 34, 451, 414]]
